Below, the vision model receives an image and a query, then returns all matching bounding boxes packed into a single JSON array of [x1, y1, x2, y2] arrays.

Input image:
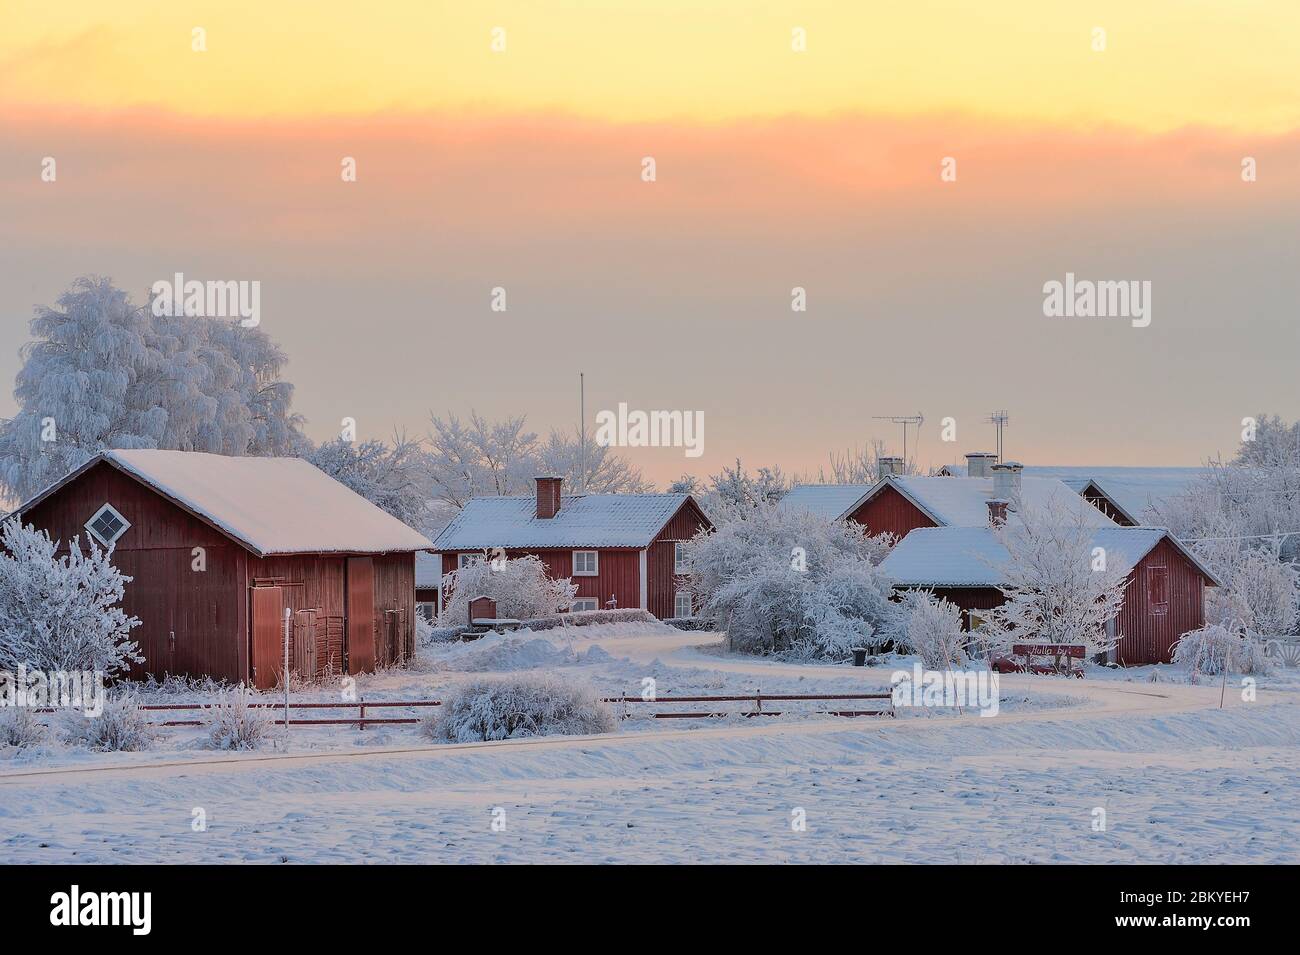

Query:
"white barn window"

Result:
[[570, 598, 599, 612], [572, 550, 599, 576], [673, 542, 689, 574], [85, 503, 131, 547]]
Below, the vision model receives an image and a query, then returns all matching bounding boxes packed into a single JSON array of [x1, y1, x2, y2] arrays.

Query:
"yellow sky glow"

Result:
[[3, 1, 1299, 132]]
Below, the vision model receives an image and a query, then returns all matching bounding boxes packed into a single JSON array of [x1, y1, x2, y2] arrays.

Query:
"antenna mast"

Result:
[[872, 413, 925, 472], [988, 410, 1010, 463], [580, 372, 586, 493]]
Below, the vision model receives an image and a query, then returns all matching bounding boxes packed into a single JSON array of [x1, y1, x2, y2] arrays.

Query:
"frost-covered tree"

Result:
[[539, 427, 652, 494], [1234, 414, 1300, 468], [438, 554, 578, 626], [690, 459, 790, 522], [1196, 538, 1299, 636], [0, 276, 305, 501], [984, 495, 1131, 656], [425, 412, 647, 510], [0, 520, 142, 675], [683, 503, 895, 658], [306, 434, 432, 533], [898, 590, 968, 669], [795, 440, 921, 484]]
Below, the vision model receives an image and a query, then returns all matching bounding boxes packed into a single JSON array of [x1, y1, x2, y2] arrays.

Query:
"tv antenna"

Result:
[[988, 411, 1010, 463], [872, 414, 924, 471]]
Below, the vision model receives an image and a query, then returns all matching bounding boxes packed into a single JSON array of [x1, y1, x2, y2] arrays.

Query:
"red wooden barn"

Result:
[[13, 449, 432, 687], [429, 477, 712, 619]]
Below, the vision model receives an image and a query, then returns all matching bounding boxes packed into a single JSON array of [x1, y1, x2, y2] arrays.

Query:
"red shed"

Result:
[[13, 450, 432, 687], [430, 477, 712, 619]]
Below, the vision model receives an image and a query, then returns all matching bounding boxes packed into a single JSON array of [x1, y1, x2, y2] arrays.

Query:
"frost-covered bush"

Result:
[[0, 520, 142, 676], [1198, 541, 1300, 637], [1172, 623, 1273, 677], [60, 695, 157, 752], [898, 591, 968, 669], [683, 502, 895, 659], [201, 688, 274, 750], [0, 706, 46, 749], [438, 555, 578, 626], [422, 676, 616, 742]]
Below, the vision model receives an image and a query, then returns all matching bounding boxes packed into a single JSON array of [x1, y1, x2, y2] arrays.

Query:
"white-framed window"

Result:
[[673, 541, 688, 574], [674, 590, 694, 619], [457, 553, 482, 570], [85, 503, 131, 548], [570, 598, 599, 612], [572, 550, 599, 576]]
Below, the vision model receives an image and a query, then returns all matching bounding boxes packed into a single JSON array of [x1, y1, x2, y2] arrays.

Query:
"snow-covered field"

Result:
[[2, 623, 1297, 864]]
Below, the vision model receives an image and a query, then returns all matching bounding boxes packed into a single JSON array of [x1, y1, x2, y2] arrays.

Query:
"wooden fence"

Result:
[[132, 691, 894, 729]]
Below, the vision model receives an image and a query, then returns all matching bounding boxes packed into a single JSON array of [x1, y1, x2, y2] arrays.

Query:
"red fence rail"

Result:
[[126, 691, 894, 728]]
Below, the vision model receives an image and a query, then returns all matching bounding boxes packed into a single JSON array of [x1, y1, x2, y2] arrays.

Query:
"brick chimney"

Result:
[[965, 452, 998, 478], [986, 499, 1009, 527], [535, 476, 562, 519]]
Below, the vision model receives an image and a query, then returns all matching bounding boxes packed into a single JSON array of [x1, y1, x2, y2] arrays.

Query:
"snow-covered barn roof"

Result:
[[16, 450, 433, 557], [430, 493, 701, 550], [880, 525, 1220, 587], [781, 475, 1115, 527]]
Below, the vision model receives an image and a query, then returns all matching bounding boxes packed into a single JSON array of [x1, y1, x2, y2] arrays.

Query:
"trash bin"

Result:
[[852, 648, 867, 667]]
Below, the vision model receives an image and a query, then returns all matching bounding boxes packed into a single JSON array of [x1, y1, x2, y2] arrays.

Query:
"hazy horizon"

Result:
[[4, 3, 1298, 485]]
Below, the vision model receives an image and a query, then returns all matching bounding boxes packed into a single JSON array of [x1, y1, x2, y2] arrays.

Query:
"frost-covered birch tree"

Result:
[[985, 495, 1131, 656], [0, 276, 305, 502], [0, 520, 142, 675], [438, 555, 578, 626]]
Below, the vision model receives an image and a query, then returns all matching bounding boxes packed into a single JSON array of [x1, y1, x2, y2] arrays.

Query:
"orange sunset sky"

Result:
[[2, 2, 1299, 483]]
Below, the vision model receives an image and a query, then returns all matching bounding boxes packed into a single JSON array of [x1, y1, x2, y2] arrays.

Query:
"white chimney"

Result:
[[877, 456, 903, 480], [965, 452, 998, 479], [991, 461, 1023, 507]]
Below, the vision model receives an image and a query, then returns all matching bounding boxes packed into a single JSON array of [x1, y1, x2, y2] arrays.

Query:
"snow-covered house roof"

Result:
[[430, 493, 703, 550], [880, 525, 1220, 587], [15, 450, 433, 557], [935, 465, 1204, 522], [778, 484, 875, 520], [1020, 467, 1205, 523], [415, 552, 442, 588], [782, 475, 1115, 527]]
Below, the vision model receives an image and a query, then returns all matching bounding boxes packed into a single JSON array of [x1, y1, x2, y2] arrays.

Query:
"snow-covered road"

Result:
[[2, 631, 1297, 863]]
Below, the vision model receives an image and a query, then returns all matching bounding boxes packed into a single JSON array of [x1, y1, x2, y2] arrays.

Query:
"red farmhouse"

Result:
[[13, 450, 432, 687], [783, 460, 1218, 665], [429, 477, 711, 619]]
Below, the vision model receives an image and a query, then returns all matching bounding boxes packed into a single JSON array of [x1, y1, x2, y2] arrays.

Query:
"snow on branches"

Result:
[[682, 502, 895, 659], [438, 554, 578, 626], [984, 495, 1130, 656], [0, 520, 142, 675]]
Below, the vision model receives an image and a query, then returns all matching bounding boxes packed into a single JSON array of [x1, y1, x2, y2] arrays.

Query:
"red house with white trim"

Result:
[[429, 477, 712, 619]]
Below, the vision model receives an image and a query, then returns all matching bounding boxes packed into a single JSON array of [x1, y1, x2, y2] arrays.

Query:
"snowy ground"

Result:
[[2, 622, 1297, 863]]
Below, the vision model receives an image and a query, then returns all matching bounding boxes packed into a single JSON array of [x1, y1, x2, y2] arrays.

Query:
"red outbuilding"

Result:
[[429, 477, 712, 619], [12, 450, 432, 687]]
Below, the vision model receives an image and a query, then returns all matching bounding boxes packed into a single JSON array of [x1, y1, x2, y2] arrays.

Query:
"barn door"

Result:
[[250, 586, 285, 690], [346, 557, 376, 674], [382, 608, 406, 667], [293, 609, 318, 679]]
